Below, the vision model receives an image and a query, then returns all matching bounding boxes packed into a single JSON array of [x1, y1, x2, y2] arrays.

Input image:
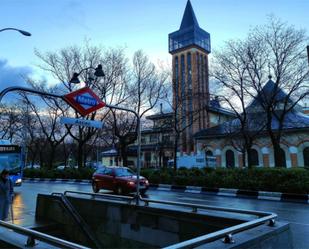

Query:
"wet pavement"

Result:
[[10, 182, 309, 248]]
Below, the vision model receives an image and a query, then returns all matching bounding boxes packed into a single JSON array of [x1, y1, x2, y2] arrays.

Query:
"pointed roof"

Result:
[[180, 0, 199, 30], [247, 77, 292, 110]]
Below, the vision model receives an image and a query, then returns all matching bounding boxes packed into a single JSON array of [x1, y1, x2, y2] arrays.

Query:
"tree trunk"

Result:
[[273, 141, 283, 167], [120, 144, 128, 167], [77, 142, 84, 168], [173, 134, 179, 171], [246, 148, 252, 169], [159, 146, 162, 168], [47, 145, 55, 169]]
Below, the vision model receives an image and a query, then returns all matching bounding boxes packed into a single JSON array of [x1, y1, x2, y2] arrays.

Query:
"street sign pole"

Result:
[[105, 103, 141, 205], [0, 86, 142, 205]]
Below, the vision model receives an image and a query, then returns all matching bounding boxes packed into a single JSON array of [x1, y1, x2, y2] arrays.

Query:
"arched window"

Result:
[[226, 150, 235, 168], [303, 147, 309, 168], [206, 150, 213, 156], [249, 149, 259, 166], [277, 148, 287, 167], [205, 150, 214, 167]]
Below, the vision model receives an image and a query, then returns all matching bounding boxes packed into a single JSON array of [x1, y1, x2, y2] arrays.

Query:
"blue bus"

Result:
[[0, 144, 23, 186]]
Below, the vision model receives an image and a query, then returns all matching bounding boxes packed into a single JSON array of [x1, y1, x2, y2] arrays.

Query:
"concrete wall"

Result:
[[35, 194, 243, 248], [35, 194, 292, 249]]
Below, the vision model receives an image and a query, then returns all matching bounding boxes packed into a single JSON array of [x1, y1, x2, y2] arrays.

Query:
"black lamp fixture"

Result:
[[69, 64, 105, 84], [94, 64, 105, 77], [0, 27, 31, 36]]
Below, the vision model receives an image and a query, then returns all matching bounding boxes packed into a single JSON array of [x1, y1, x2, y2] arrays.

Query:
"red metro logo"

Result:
[[63, 87, 105, 116]]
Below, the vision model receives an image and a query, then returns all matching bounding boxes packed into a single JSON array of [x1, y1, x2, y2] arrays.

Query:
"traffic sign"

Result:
[[63, 87, 105, 116], [60, 117, 103, 129]]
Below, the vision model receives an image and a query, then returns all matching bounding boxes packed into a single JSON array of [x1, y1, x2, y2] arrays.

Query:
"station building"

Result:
[[103, 0, 309, 168]]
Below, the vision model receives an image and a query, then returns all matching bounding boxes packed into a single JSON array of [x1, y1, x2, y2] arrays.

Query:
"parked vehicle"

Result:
[[56, 165, 66, 170], [92, 166, 149, 195], [25, 164, 40, 169]]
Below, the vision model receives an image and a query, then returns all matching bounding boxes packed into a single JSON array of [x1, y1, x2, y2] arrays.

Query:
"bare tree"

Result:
[[34, 44, 128, 167], [110, 50, 168, 167], [0, 103, 22, 142], [212, 16, 309, 167], [212, 39, 266, 167]]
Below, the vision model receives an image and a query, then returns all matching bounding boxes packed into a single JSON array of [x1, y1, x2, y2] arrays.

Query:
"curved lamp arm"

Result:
[[0, 28, 31, 36]]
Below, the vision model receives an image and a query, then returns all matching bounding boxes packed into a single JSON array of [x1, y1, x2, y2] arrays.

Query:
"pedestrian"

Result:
[[0, 169, 14, 221]]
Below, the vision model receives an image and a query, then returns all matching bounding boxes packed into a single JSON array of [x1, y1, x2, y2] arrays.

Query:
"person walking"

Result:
[[0, 169, 14, 221]]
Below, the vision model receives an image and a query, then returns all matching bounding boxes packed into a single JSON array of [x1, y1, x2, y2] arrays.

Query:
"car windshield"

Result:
[[115, 168, 135, 177]]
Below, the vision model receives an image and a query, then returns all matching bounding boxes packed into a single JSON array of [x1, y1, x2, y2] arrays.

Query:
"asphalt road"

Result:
[[10, 182, 309, 249]]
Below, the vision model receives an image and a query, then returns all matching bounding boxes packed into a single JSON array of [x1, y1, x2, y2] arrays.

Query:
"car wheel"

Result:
[[115, 186, 123, 195], [92, 181, 99, 193]]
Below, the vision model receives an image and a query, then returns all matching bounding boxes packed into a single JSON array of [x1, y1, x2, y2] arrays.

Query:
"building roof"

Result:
[[146, 112, 173, 120], [180, 0, 199, 30], [194, 110, 309, 139], [247, 77, 294, 111], [168, 0, 211, 53], [207, 105, 236, 117]]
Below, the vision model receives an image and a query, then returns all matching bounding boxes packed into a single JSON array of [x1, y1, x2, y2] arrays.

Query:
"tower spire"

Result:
[[180, 0, 199, 29]]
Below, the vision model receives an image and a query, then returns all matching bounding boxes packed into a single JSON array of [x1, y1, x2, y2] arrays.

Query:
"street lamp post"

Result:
[[0, 85, 143, 205], [0, 28, 31, 36], [69, 65, 105, 85], [69, 66, 142, 205]]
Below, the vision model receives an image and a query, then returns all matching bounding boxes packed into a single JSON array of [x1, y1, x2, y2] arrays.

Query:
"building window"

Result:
[[200, 54, 206, 128], [175, 56, 179, 104], [150, 135, 157, 143], [277, 148, 287, 167], [303, 147, 309, 167], [141, 137, 146, 144], [162, 135, 170, 143], [206, 150, 213, 156], [249, 149, 259, 166], [144, 152, 151, 168], [226, 150, 235, 168], [187, 52, 193, 138], [181, 54, 186, 129]]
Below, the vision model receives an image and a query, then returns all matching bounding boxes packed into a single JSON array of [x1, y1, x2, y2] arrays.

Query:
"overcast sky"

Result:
[[1, 0, 308, 87]]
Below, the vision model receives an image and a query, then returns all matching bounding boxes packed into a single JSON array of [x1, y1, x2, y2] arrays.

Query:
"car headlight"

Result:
[[145, 180, 149, 185], [15, 179, 22, 184], [127, 181, 135, 186]]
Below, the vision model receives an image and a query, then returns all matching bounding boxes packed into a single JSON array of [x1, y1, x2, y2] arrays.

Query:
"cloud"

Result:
[[0, 59, 32, 89]]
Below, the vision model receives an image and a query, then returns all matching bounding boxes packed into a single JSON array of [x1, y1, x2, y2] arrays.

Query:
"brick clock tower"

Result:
[[169, 0, 211, 154]]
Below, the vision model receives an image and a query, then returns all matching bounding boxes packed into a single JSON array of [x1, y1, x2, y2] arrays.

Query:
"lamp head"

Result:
[[69, 72, 80, 84], [94, 64, 105, 77], [18, 29, 31, 36]]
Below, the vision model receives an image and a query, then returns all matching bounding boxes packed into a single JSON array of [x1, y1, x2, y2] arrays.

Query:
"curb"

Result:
[[23, 178, 91, 184], [149, 184, 309, 204], [22, 178, 309, 204]]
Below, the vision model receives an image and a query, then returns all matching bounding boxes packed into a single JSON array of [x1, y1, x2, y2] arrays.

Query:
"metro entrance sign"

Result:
[[63, 87, 105, 116]]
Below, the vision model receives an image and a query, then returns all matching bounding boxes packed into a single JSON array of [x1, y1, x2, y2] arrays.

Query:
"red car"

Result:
[[92, 166, 149, 195]]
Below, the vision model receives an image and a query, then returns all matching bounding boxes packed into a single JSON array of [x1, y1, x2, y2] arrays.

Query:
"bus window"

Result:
[[0, 144, 23, 186]]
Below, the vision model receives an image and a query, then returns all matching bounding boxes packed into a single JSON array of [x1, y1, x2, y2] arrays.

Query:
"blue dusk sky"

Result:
[[0, 0, 308, 86]]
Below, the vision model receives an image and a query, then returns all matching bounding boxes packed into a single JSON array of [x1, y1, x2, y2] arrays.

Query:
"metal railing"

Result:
[[51, 193, 102, 248], [4, 190, 276, 249], [63, 190, 135, 204], [0, 220, 89, 249], [61, 190, 277, 248], [139, 196, 277, 249], [63, 191, 277, 248]]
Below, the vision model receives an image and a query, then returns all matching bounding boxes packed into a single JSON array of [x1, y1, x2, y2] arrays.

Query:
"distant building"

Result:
[[103, 0, 308, 169], [195, 78, 309, 168], [168, 0, 211, 153]]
